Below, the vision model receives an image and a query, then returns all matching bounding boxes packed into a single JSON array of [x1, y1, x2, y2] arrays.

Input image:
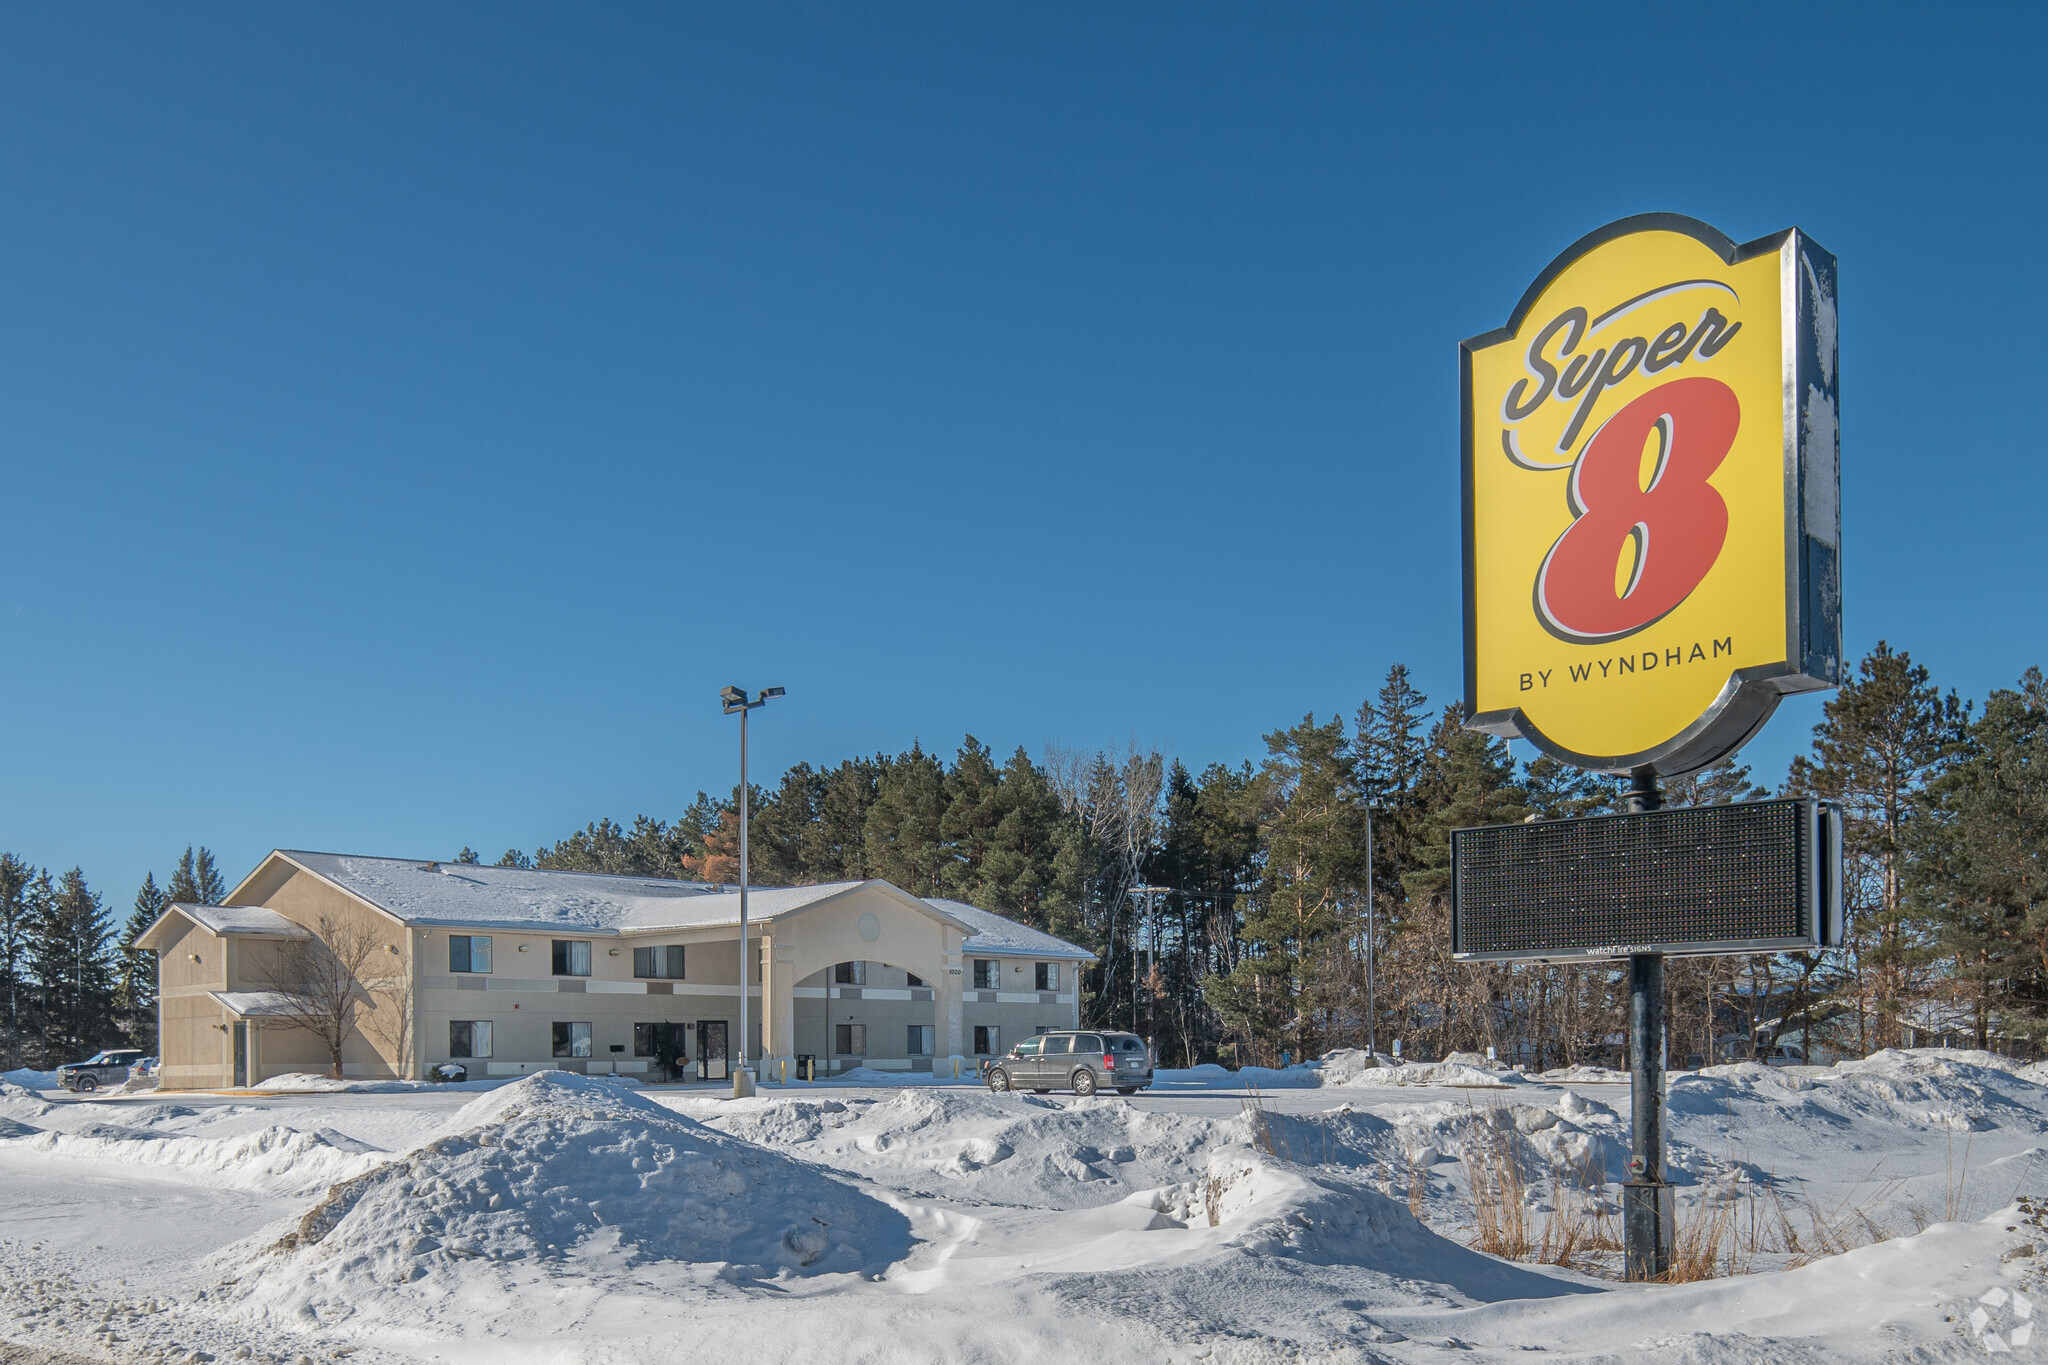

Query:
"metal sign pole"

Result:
[[1622, 771, 1672, 1282]]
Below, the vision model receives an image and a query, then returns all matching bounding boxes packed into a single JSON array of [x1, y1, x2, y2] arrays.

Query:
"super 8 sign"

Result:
[[1462, 215, 1842, 776]]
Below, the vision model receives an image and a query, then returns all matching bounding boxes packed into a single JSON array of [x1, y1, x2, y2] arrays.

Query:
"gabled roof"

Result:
[[275, 851, 732, 933], [191, 850, 1095, 960], [268, 852, 962, 938], [923, 898, 1096, 961], [135, 902, 308, 950], [209, 990, 301, 1018]]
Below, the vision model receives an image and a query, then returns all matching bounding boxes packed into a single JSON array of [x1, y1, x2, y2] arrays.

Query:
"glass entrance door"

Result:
[[232, 1022, 249, 1087], [698, 1020, 729, 1081]]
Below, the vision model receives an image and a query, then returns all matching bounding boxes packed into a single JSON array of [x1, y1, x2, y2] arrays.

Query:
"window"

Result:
[[973, 1024, 1000, 1056], [972, 959, 998, 990], [833, 961, 865, 986], [552, 1022, 592, 1058], [633, 945, 686, 979], [907, 1025, 934, 1056], [449, 936, 493, 974], [449, 1020, 493, 1058], [1013, 1035, 1042, 1056], [834, 1023, 867, 1056], [906, 973, 926, 988], [1035, 962, 1060, 991], [552, 940, 591, 977], [1041, 1034, 1072, 1055], [633, 1022, 686, 1059], [1036, 1025, 1053, 1035], [1075, 1034, 1103, 1053]]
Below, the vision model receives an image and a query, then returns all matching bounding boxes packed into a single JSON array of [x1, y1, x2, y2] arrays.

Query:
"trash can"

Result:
[[796, 1054, 817, 1081]]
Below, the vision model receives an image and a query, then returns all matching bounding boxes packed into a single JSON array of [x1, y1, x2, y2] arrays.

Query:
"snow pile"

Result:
[[1316, 1048, 1400, 1084], [1670, 1049, 2048, 1135], [1371, 1090, 1629, 1184], [255, 1071, 912, 1284], [251, 1071, 439, 1093], [706, 1088, 1237, 1208], [1158, 1146, 1588, 1297], [1538, 1063, 1631, 1084], [18, 1121, 389, 1193], [1372, 1060, 1526, 1088], [1, 1068, 58, 1091], [828, 1065, 974, 1086]]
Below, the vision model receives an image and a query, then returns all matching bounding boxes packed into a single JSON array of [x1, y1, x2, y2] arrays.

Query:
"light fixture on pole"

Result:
[[721, 684, 784, 1099]]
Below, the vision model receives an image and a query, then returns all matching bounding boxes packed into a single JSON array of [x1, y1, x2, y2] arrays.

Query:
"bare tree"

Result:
[[258, 916, 388, 1079]]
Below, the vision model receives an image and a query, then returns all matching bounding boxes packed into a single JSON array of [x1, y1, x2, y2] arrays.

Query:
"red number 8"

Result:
[[1535, 376, 1739, 642]]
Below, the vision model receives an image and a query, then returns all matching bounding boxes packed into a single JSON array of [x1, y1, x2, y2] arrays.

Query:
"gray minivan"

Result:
[[986, 1031, 1153, 1096]]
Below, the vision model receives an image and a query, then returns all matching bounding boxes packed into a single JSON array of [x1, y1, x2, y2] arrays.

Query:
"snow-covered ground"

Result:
[[3, 1051, 2046, 1362]]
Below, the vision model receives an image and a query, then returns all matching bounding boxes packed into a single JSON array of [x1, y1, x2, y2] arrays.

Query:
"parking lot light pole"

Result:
[[721, 685, 784, 1099]]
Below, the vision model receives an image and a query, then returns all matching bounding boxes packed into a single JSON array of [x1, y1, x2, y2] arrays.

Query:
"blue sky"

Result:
[[2, 6, 2042, 907]]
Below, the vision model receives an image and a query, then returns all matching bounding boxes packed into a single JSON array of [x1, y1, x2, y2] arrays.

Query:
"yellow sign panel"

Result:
[[1463, 215, 1841, 776]]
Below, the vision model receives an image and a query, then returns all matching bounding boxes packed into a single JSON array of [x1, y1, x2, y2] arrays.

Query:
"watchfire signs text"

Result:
[[1462, 214, 1842, 776]]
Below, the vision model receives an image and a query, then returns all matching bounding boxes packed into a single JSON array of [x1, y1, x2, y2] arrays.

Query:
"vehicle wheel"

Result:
[[75, 1075, 96, 1093], [1116, 1086, 1139, 1095], [987, 1068, 1011, 1093], [1072, 1069, 1096, 1097]]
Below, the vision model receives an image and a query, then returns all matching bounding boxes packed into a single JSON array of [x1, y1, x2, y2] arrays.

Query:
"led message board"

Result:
[[1450, 797, 1844, 961]]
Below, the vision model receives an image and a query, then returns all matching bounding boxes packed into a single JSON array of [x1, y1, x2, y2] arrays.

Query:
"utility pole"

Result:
[[720, 685, 783, 1099]]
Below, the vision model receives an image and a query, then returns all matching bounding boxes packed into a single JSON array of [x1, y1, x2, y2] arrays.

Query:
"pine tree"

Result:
[[165, 846, 225, 905], [0, 855, 32, 1068], [195, 848, 226, 905], [1911, 666, 2048, 1047], [816, 758, 884, 880], [864, 744, 950, 896], [1397, 705, 1529, 1060], [1788, 642, 1968, 1051], [1522, 756, 1616, 820], [28, 868, 116, 1063], [964, 747, 1066, 922], [1209, 714, 1369, 1063], [115, 872, 167, 1051]]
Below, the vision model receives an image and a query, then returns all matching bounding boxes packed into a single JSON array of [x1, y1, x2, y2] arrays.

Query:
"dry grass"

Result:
[[1537, 1151, 1618, 1271], [1462, 1119, 1533, 1259]]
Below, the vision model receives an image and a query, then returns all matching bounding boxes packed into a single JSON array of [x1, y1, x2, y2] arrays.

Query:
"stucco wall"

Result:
[[154, 917, 230, 1089]]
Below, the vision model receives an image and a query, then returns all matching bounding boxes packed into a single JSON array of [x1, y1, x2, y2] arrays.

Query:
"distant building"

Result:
[[136, 850, 1092, 1090]]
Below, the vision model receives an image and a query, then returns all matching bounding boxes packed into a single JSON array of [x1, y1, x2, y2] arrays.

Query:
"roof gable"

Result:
[[134, 902, 307, 951], [922, 898, 1095, 961]]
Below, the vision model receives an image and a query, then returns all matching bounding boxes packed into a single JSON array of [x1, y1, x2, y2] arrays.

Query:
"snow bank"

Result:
[[255, 1071, 912, 1285], [707, 1088, 1236, 1209], [252, 1071, 438, 1093], [14, 1121, 389, 1193], [1537, 1063, 1631, 1084], [1158, 1146, 1593, 1301], [1371, 1060, 1526, 1088], [1670, 1049, 2048, 1134], [1, 1068, 58, 1091]]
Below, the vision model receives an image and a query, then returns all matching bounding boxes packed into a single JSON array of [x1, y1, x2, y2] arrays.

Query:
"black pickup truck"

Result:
[[57, 1049, 148, 1093]]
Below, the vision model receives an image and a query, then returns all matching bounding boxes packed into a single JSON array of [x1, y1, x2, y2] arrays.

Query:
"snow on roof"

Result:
[[922, 898, 1095, 961], [278, 852, 877, 934], [171, 904, 308, 938], [208, 990, 301, 1017]]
